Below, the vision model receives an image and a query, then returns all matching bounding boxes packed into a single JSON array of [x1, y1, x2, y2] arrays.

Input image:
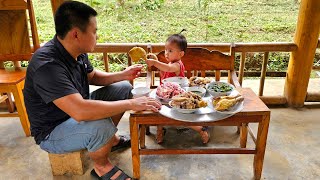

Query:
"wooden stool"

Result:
[[48, 150, 88, 175]]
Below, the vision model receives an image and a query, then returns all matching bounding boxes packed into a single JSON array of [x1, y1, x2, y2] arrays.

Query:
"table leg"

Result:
[[140, 125, 146, 149], [253, 115, 270, 180], [240, 123, 248, 148], [146, 126, 151, 135], [130, 117, 140, 179]]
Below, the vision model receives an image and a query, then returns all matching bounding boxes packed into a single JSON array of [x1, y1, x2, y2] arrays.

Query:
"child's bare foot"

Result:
[[200, 127, 210, 144], [156, 128, 165, 144]]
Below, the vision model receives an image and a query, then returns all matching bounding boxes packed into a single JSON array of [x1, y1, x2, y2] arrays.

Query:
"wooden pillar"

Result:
[[50, 0, 65, 15], [284, 0, 320, 107]]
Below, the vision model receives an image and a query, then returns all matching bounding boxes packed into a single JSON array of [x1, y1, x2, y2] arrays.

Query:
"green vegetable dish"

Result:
[[207, 83, 233, 92]]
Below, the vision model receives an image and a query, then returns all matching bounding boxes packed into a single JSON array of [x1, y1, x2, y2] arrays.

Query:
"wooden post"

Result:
[[50, 0, 65, 15], [284, 0, 320, 107], [238, 52, 246, 86], [259, 52, 268, 96]]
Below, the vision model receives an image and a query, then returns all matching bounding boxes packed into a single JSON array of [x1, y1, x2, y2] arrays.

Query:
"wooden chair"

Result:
[[141, 45, 241, 145], [0, 0, 40, 136]]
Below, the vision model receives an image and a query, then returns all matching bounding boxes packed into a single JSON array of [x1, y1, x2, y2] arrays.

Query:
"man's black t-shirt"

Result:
[[24, 35, 93, 144]]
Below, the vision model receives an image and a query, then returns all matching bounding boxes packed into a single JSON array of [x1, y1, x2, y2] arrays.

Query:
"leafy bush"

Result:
[[141, 0, 164, 10]]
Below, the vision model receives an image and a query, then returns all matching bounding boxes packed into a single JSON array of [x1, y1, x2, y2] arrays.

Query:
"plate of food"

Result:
[[156, 82, 185, 102], [169, 91, 208, 114], [162, 77, 189, 87], [211, 95, 244, 114], [206, 81, 235, 97], [189, 76, 211, 88]]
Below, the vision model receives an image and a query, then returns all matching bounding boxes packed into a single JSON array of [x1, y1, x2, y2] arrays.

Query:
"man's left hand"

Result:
[[122, 64, 143, 80]]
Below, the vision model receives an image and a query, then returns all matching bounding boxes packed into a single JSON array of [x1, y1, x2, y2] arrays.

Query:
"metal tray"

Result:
[[150, 89, 244, 122]]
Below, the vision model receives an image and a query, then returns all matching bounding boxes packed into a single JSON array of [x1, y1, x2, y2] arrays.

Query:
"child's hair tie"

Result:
[[179, 29, 187, 34]]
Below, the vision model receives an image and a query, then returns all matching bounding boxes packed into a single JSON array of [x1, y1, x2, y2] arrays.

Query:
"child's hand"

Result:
[[147, 53, 158, 60], [145, 59, 156, 67]]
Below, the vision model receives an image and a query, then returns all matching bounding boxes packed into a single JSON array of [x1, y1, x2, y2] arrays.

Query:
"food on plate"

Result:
[[207, 82, 233, 92], [156, 82, 185, 100], [128, 47, 147, 62], [212, 95, 243, 111], [170, 91, 207, 109], [189, 76, 211, 87]]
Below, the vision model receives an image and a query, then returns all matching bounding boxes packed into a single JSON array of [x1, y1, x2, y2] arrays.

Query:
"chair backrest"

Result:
[[0, 0, 39, 68], [147, 45, 236, 87]]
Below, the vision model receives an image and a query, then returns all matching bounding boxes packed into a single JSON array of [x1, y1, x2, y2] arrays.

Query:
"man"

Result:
[[23, 1, 161, 179]]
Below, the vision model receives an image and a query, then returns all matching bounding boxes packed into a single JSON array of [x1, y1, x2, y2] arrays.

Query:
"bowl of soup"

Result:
[[183, 86, 206, 97]]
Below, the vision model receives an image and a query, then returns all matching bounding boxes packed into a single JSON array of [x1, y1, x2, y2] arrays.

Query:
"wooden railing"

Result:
[[90, 39, 320, 105]]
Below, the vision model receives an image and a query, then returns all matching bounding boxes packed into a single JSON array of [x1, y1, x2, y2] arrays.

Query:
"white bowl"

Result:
[[183, 86, 206, 97], [206, 81, 235, 97], [162, 77, 189, 87], [131, 87, 151, 98], [168, 101, 199, 114]]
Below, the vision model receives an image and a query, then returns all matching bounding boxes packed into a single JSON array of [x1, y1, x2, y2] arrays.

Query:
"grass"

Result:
[[28, 0, 320, 74], [33, 0, 299, 43]]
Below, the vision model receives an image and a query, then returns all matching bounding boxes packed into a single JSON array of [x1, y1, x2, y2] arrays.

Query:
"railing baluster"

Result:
[[103, 52, 109, 72], [259, 52, 269, 96], [82, 42, 319, 105], [186, 71, 191, 78], [194, 70, 198, 77], [215, 70, 221, 81], [14, 61, 21, 68], [239, 52, 246, 86], [201, 70, 205, 77]]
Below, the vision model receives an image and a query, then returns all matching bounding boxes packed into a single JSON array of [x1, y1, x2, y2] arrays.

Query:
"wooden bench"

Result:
[[48, 150, 88, 175]]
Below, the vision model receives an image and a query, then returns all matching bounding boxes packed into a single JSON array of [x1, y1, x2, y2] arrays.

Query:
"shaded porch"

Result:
[[1, 99, 319, 179]]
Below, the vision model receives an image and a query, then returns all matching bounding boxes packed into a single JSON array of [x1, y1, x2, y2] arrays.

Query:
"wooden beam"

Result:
[[305, 92, 320, 102], [259, 52, 269, 96], [0, 0, 27, 10], [284, 0, 320, 107], [27, 0, 40, 51], [259, 96, 287, 105], [50, 0, 65, 15], [93, 42, 297, 53], [0, 94, 8, 103], [140, 148, 256, 155]]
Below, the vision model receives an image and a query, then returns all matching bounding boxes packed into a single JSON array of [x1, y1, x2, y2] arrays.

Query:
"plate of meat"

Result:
[[168, 91, 208, 114], [155, 82, 185, 102]]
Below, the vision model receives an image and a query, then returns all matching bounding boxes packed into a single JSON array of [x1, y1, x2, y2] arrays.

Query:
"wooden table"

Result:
[[129, 88, 270, 180]]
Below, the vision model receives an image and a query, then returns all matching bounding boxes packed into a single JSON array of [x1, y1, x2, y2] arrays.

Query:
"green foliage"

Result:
[[29, 0, 319, 73], [109, 63, 125, 72], [141, 0, 164, 10], [267, 53, 290, 71]]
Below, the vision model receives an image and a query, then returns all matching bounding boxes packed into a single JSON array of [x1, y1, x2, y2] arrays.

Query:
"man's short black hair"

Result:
[[55, 1, 97, 39], [166, 30, 188, 52]]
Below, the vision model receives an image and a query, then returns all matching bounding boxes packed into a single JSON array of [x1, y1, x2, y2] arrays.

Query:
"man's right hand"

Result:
[[129, 97, 162, 112]]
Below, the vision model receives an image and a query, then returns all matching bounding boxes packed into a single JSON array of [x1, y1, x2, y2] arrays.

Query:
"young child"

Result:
[[146, 30, 210, 144]]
